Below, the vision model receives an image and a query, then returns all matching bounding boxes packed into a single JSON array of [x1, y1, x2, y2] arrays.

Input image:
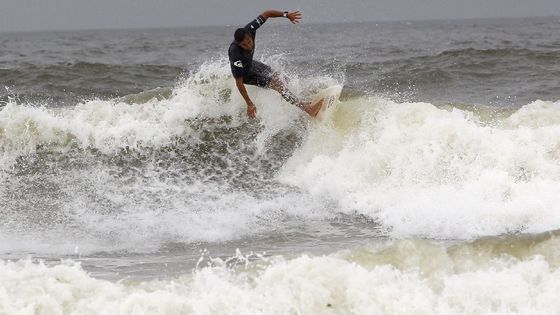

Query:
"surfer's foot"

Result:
[[303, 99, 324, 117]]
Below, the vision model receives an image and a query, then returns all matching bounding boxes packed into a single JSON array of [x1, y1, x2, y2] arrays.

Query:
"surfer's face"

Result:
[[239, 34, 253, 51]]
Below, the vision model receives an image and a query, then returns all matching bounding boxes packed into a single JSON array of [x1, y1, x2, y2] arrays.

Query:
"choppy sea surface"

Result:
[[2, 16, 560, 314]]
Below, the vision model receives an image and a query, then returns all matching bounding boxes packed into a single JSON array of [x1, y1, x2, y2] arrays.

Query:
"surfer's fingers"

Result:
[[288, 11, 302, 21]]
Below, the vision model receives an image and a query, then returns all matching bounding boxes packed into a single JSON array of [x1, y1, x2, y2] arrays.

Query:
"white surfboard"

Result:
[[311, 85, 343, 121]]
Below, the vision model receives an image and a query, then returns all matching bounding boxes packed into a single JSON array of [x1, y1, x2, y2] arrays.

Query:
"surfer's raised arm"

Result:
[[260, 10, 302, 23]]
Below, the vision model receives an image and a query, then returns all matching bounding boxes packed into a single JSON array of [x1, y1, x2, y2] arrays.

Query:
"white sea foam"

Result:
[[0, 175, 328, 255], [2, 240, 560, 315], [280, 98, 560, 239]]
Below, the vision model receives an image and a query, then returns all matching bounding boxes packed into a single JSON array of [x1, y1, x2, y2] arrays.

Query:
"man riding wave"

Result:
[[228, 10, 323, 119]]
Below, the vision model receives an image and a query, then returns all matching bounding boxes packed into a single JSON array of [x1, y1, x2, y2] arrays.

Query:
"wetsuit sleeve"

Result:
[[244, 15, 266, 38], [229, 46, 245, 78]]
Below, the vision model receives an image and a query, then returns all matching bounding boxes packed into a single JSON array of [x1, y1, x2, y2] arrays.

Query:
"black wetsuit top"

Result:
[[228, 15, 266, 78]]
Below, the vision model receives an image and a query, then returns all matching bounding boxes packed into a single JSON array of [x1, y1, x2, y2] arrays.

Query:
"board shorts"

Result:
[[243, 61, 274, 88]]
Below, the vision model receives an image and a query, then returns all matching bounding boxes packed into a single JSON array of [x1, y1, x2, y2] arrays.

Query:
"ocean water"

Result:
[[1, 16, 560, 314]]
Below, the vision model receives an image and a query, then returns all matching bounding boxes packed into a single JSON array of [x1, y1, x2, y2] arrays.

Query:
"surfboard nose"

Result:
[[312, 85, 343, 121]]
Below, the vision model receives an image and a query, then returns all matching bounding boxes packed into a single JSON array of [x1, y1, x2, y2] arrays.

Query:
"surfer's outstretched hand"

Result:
[[247, 102, 257, 119], [287, 11, 302, 24]]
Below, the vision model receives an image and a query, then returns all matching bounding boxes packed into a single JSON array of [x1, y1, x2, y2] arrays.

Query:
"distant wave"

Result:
[[0, 62, 183, 104]]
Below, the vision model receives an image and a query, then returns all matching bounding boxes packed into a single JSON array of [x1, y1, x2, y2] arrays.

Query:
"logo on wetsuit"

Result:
[[234, 60, 243, 68]]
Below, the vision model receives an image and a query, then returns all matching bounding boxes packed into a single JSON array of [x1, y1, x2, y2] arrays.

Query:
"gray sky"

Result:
[[2, 0, 560, 32]]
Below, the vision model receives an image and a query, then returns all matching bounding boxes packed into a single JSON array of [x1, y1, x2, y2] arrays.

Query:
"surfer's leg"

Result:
[[246, 63, 321, 116], [267, 75, 304, 108], [268, 74, 323, 117], [249, 61, 301, 106]]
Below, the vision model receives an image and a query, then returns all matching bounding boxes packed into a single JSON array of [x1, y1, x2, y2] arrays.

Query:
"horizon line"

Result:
[[1, 14, 558, 34]]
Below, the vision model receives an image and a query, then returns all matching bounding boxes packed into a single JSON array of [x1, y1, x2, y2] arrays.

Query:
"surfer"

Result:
[[229, 10, 323, 119]]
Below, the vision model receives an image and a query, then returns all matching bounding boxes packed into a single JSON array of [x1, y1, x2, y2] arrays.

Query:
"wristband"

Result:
[[283, 11, 289, 18]]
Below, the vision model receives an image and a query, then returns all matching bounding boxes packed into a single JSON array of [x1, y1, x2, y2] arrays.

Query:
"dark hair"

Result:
[[234, 28, 250, 43]]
